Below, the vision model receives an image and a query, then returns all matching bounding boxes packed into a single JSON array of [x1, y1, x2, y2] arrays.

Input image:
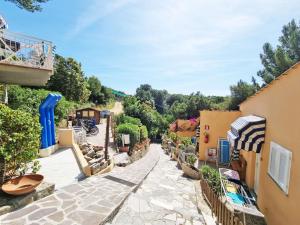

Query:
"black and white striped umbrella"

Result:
[[227, 115, 266, 160]]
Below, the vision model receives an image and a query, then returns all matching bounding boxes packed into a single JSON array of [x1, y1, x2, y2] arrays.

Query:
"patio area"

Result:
[[37, 148, 85, 189]]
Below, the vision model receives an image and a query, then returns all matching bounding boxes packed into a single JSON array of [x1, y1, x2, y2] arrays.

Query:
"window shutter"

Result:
[[278, 150, 292, 194], [268, 142, 292, 194], [268, 144, 277, 178]]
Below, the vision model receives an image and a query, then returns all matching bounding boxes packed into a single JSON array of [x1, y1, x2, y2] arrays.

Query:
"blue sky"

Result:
[[1, 0, 299, 95]]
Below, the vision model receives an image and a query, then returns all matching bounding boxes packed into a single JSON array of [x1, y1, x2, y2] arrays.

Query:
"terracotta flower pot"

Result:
[[1, 174, 44, 196], [119, 146, 129, 152]]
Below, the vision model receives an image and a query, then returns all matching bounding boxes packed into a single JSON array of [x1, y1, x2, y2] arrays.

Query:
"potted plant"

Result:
[[0, 105, 43, 194], [119, 145, 129, 152], [182, 154, 201, 179]]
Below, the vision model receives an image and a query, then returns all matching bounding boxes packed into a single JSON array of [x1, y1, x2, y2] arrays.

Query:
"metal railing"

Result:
[[73, 126, 87, 145], [0, 29, 53, 71]]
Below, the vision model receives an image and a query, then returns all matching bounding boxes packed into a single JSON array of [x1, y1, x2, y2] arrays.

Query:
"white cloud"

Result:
[[70, 0, 136, 36], [70, 0, 300, 94]]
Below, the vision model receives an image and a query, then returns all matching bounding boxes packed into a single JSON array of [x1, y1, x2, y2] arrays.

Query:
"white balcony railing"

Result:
[[0, 29, 53, 71]]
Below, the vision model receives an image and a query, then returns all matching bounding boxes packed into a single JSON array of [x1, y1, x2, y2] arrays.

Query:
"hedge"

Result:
[[115, 114, 142, 126], [140, 125, 148, 141], [116, 123, 141, 148], [0, 104, 41, 180], [8, 85, 78, 125]]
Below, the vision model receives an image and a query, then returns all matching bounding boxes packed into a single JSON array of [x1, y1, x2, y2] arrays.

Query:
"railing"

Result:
[[200, 179, 245, 225], [0, 29, 53, 71], [73, 126, 87, 145]]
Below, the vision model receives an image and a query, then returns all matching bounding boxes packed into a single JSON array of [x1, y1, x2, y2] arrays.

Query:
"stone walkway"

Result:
[[107, 149, 206, 225], [0, 144, 160, 225]]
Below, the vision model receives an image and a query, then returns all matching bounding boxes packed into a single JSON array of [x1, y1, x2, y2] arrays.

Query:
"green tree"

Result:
[[166, 94, 185, 108], [186, 93, 212, 118], [8, 85, 77, 124], [123, 96, 168, 139], [87, 76, 102, 104], [136, 84, 153, 103], [5, 0, 49, 12], [169, 101, 188, 119], [99, 86, 115, 105], [258, 19, 300, 84], [151, 89, 168, 114], [229, 80, 257, 110], [47, 55, 90, 103]]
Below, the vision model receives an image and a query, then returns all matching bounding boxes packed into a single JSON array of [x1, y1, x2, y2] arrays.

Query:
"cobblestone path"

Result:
[[107, 148, 205, 225]]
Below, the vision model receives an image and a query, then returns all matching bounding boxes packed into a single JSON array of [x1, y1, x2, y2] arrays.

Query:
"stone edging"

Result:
[[0, 182, 55, 216], [73, 143, 92, 176]]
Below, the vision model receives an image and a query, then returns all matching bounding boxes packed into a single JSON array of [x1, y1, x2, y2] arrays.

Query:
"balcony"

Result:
[[0, 30, 53, 86]]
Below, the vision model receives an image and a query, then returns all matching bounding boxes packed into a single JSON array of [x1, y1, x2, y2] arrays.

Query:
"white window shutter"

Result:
[[268, 143, 278, 178], [278, 152, 288, 190], [268, 142, 292, 194]]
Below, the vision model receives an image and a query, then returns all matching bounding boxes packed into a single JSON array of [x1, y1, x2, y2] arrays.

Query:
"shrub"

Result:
[[115, 114, 142, 126], [168, 132, 177, 143], [123, 96, 168, 139], [140, 125, 148, 141], [178, 136, 192, 146], [0, 104, 41, 180], [200, 165, 222, 195], [116, 123, 140, 148], [186, 154, 197, 165], [8, 85, 78, 125]]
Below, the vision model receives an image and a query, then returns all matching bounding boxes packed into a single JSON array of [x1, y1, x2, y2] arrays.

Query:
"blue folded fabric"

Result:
[[226, 192, 245, 205]]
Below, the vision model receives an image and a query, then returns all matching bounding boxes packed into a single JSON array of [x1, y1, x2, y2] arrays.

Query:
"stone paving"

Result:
[[0, 144, 160, 225], [107, 149, 206, 225]]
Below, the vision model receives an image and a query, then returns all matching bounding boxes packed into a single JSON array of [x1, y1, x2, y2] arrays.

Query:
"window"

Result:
[[89, 111, 95, 117], [82, 111, 88, 117], [268, 142, 292, 194]]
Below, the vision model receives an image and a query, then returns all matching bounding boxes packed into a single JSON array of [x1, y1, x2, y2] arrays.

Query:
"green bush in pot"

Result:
[[0, 104, 41, 182], [186, 154, 197, 166], [178, 136, 192, 147], [116, 123, 141, 148], [200, 165, 222, 195]]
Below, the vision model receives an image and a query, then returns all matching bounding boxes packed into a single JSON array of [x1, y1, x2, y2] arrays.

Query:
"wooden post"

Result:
[[105, 115, 110, 161], [0, 156, 6, 185]]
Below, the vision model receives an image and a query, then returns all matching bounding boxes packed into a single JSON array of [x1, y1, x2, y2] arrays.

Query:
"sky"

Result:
[[1, 0, 300, 95]]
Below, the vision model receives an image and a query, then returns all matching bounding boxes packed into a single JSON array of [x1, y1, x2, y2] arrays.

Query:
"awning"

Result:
[[0, 15, 8, 29], [227, 115, 266, 160]]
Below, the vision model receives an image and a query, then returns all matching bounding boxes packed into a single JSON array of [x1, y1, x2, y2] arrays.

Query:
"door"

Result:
[[219, 139, 230, 164], [254, 153, 261, 194]]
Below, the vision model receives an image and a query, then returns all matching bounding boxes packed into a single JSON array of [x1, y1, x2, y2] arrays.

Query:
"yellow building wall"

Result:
[[58, 128, 74, 147], [198, 110, 241, 160], [239, 66, 300, 225]]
